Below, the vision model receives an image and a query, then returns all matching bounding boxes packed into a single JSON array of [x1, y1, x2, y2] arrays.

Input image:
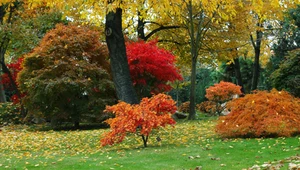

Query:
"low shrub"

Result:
[[215, 89, 300, 138], [205, 81, 242, 115], [178, 101, 190, 113], [0, 102, 21, 126], [196, 101, 221, 116]]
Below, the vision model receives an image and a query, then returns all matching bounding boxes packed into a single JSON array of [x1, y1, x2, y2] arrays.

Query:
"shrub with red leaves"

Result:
[[1, 57, 24, 103], [126, 40, 183, 98]]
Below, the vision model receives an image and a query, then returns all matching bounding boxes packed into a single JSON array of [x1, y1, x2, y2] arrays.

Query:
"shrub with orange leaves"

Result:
[[215, 89, 300, 138], [205, 81, 242, 102], [205, 81, 242, 115], [196, 101, 221, 116], [178, 101, 190, 113], [100, 93, 177, 147]]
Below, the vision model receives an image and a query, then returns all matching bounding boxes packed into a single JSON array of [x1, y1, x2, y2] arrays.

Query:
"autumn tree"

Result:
[[0, 1, 23, 108], [216, 89, 300, 138], [266, 5, 300, 91], [244, 0, 299, 91], [176, 0, 240, 120], [24, 0, 189, 105], [101, 93, 176, 147], [17, 24, 116, 128], [126, 40, 182, 99], [0, 0, 66, 118]]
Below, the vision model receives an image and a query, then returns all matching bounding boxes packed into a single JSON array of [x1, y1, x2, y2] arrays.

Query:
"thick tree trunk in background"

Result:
[[105, 8, 139, 104], [0, 5, 7, 103], [250, 27, 263, 91], [233, 57, 245, 94], [188, 57, 197, 120], [187, 1, 198, 120], [0, 81, 6, 102]]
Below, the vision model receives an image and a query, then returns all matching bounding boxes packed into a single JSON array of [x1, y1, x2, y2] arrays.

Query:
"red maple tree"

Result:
[[126, 40, 183, 97]]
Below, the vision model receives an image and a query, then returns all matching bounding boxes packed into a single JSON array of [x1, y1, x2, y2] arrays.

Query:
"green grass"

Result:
[[0, 120, 299, 170]]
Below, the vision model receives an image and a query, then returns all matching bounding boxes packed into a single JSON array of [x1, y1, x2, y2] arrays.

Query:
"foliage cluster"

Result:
[[101, 93, 177, 147], [205, 81, 242, 102], [1, 57, 24, 103], [271, 49, 300, 98], [17, 24, 116, 127], [216, 89, 300, 138], [0, 102, 21, 125], [126, 40, 183, 98], [178, 101, 190, 113], [205, 81, 242, 115], [196, 101, 221, 116]]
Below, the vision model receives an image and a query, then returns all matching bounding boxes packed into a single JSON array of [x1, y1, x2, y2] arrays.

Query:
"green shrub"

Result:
[[0, 102, 21, 126], [271, 49, 300, 97]]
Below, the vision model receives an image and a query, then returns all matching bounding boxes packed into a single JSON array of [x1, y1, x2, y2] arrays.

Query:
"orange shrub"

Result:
[[205, 81, 242, 115], [196, 101, 221, 116], [178, 101, 190, 113], [205, 81, 242, 102], [100, 93, 176, 147], [215, 89, 300, 138]]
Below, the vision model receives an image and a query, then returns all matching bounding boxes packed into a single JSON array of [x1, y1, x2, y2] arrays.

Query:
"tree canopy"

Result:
[[17, 24, 116, 127]]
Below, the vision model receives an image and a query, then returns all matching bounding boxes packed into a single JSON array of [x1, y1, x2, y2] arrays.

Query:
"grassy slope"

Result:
[[0, 120, 299, 170]]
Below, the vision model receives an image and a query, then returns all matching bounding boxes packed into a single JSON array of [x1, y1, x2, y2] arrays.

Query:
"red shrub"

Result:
[[126, 40, 183, 97]]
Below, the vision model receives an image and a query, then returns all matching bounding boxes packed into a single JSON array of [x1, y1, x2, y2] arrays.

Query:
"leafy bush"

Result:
[[196, 101, 221, 116], [205, 81, 242, 102], [271, 49, 300, 97], [205, 81, 242, 115], [215, 89, 300, 138], [178, 101, 190, 113], [101, 93, 177, 147], [0, 102, 21, 125], [17, 24, 116, 128], [126, 40, 183, 98]]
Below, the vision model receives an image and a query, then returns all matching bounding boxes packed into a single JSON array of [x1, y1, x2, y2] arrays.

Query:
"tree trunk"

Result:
[[0, 77, 6, 102], [187, 1, 197, 120], [137, 12, 146, 40], [105, 8, 139, 104], [1, 61, 26, 117], [251, 29, 263, 91], [188, 57, 197, 120], [233, 57, 245, 94], [141, 135, 148, 147], [74, 121, 80, 129]]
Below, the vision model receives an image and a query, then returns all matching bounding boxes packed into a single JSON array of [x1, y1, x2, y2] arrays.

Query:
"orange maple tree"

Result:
[[100, 93, 177, 147], [216, 89, 300, 138]]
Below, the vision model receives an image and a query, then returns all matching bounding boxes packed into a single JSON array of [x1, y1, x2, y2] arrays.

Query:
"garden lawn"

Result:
[[0, 120, 299, 170]]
